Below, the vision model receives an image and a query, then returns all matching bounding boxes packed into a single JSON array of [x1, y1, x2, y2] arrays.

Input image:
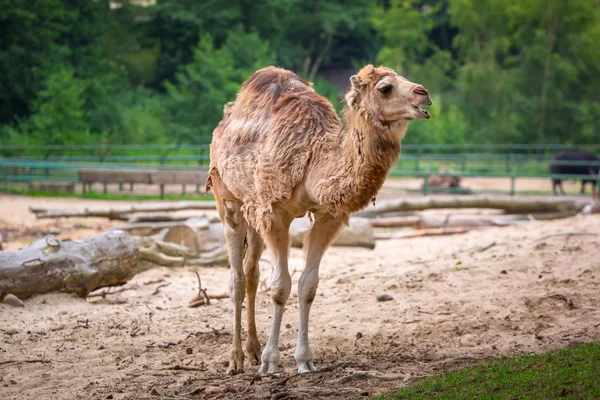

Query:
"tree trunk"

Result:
[[0, 231, 138, 299], [369, 215, 528, 229], [375, 227, 468, 240], [537, 2, 561, 142], [30, 201, 216, 220], [290, 217, 376, 249], [126, 213, 220, 224], [354, 195, 590, 217]]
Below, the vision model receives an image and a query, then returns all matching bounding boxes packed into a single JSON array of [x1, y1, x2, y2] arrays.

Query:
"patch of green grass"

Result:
[[376, 343, 600, 400], [3, 187, 214, 201]]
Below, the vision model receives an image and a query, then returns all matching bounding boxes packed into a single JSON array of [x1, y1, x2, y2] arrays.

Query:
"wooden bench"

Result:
[[78, 169, 155, 194], [151, 170, 209, 199], [77, 169, 209, 198]]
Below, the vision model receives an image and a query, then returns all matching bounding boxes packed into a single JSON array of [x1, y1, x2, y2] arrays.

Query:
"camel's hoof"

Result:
[[297, 361, 317, 374], [226, 354, 245, 375], [226, 362, 244, 375], [258, 362, 280, 374], [245, 340, 261, 367]]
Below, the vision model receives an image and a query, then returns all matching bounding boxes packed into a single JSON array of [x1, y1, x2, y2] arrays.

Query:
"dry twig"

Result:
[[87, 285, 138, 299], [534, 232, 596, 242], [0, 359, 51, 368], [151, 282, 171, 296]]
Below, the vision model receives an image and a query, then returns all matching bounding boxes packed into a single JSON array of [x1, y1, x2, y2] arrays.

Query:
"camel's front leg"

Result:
[[259, 218, 293, 373], [295, 213, 345, 373], [244, 227, 264, 365], [222, 200, 248, 375]]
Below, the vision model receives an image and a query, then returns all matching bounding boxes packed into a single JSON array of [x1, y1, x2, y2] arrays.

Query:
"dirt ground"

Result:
[[1, 193, 600, 400]]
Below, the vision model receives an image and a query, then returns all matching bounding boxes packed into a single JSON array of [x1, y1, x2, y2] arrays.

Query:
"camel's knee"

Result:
[[224, 200, 243, 231], [298, 269, 319, 305], [271, 275, 291, 307]]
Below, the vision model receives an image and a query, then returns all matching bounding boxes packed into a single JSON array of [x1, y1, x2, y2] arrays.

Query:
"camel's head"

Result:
[[345, 65, 432, 122]]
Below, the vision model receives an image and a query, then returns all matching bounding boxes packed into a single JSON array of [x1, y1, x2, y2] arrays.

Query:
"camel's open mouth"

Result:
[[412, 104, 431, 118]]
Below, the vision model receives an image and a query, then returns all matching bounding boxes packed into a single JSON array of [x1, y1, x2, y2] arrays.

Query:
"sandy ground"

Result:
[[1, 194, 600, 400]]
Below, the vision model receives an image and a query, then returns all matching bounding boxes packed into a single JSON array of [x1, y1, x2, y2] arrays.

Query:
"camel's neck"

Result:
[[317, 108, 407, 214]]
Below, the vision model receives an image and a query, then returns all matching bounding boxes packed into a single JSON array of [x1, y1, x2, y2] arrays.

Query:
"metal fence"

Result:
[[1, 144, 599, 196]]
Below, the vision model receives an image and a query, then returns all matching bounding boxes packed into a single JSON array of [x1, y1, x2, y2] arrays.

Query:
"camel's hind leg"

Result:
[[259, 214, 293, 373], [244, 226, 264, 365], [295, 212, 345, 373], [217, 197, 248, 375]]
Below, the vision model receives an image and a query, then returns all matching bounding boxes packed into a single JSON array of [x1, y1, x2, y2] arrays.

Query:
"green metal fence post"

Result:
[[461, 153, 467, 172], [422, 175, 429, 196], [510, 166, 516, 196], [2, 167, 7, 191], [415, 147, 421, 173]]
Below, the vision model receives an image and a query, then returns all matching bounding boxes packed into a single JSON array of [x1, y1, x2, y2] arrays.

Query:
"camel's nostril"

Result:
[[414, 86, 429, 96]]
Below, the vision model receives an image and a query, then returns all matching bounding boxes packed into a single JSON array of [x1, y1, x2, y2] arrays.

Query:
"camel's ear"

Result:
[[350, 75, 361, 90], [346, 75, 362, 107]]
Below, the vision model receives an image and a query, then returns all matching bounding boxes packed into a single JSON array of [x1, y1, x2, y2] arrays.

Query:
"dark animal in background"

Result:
[[550, 150, 599, 196]]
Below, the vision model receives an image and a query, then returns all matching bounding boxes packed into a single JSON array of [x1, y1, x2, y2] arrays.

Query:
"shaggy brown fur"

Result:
[[208, 65, 430, 233]]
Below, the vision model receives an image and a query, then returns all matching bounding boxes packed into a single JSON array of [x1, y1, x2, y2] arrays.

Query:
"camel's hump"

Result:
[[239, 66, 314, 106], [220, 66, 339, 145]]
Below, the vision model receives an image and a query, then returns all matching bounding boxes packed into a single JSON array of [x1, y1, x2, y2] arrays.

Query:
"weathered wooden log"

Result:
[[579, 200, 600, 216], [126, 213, 220, 224], [0, 231, 139, 299], [369, 216, 422, 228], [30, 201, 217, 220], [153, 217, 225, 252], [139, 242, 228, 267], [112, 221, 187, 236], [186, 245, 228, 266], [369, 215, 528, 229], [290, 217, 376, 249], [375, 227, 468, 240], [139, 246, 184, 267], [355, 195, 591, 217]]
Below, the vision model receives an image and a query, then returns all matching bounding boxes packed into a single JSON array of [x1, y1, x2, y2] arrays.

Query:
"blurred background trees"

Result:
[[1, 0, 598, 146]]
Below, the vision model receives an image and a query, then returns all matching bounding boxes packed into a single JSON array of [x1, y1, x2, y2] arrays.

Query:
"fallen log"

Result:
[[369, 216, 422, 228], [578, 200, 600, 216], [112, 218, 226, 253], [139, 242, 228, 267], [369, 215, 529, 229], [126, 213, 220, 224], [355, 195, 590, 217], [375, 227, 468, 240], [290, 217, 376, 249], [30, 201, 216, 220], [111, 221, 191, 237], [157, 217, 225, 252], [0, 231, 138, 299]]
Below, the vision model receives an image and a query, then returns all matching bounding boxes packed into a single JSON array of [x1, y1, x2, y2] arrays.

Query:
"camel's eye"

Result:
[[377, 84, 393, 96]]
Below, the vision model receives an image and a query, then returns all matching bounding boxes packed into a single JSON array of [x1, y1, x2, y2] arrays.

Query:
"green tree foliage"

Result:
[[6, 68, 93, 149], [0, 0, 68, 125], [164, 31, 274, 143], [0, 0, 598, 147]]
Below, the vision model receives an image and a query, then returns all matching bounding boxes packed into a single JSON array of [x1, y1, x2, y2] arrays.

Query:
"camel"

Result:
[[206, 64, 432, 375]]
